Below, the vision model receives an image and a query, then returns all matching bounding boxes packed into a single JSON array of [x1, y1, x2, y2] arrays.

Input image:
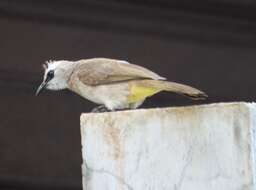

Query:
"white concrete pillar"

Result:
[[80, 102, 256, 190]]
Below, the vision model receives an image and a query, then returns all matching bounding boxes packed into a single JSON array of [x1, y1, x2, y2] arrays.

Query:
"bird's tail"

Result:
[[136, 80, 208, 100]]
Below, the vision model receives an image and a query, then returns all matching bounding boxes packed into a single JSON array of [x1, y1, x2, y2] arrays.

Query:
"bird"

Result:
[[36, 58, 207, 112]]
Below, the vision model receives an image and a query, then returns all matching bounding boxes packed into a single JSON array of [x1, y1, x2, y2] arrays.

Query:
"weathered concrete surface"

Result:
[[80, 102, 256, 190]]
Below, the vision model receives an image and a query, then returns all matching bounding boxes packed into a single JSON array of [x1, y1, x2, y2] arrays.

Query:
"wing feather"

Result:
[[73, 58, 165, 86]]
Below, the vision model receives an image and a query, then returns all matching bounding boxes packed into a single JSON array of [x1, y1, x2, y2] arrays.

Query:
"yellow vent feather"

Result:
[[128, 85, 161, 103]]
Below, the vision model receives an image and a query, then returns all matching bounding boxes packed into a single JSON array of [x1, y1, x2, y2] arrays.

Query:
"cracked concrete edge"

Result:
[[248, 103, 256, 189], [80, 102, 256, 120], [82, 160, 133, 190]]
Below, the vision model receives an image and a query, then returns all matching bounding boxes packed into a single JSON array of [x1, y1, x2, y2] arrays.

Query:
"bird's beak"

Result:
[[35, 81, 47, 96]]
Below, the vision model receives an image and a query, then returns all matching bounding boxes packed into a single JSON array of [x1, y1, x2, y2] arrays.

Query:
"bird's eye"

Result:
[[47, 70, 54, 79]]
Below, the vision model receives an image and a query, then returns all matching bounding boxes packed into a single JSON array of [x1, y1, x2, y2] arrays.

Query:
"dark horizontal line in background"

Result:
[[0, 69, 45, 95], [113, 0, 256, 20], [3, 0, 256, 21], [0, 175, 81, 190], [0, 69, 40, 85], [0, 0, 256, 48]]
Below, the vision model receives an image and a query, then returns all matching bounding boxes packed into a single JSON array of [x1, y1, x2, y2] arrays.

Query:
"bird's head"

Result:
[[36, 60, 75, 96]]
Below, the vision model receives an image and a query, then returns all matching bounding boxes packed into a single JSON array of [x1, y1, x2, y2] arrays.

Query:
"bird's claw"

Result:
[[91, 105, 110, 113]]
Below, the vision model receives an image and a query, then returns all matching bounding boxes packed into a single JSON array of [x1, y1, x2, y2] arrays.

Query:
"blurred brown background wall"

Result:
[[1, 0, 256, 189]]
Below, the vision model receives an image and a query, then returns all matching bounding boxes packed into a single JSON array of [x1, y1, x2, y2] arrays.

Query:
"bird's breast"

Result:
[[68, 78, 131, 107]]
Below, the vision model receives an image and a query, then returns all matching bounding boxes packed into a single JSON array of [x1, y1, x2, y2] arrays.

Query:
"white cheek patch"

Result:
[[46, 76, 68, 90], [47, 82, 60, 90]]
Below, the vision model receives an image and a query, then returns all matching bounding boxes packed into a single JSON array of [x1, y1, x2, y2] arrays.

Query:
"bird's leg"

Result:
[[91, 105, 110, 113]]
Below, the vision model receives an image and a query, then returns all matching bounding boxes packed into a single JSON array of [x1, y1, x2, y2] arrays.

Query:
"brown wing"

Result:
[[73, 58, 166, 86]]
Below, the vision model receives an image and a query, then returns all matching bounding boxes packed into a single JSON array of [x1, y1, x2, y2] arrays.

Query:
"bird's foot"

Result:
[[115, 108, 131, 112], [91, 105, 110, 113]]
